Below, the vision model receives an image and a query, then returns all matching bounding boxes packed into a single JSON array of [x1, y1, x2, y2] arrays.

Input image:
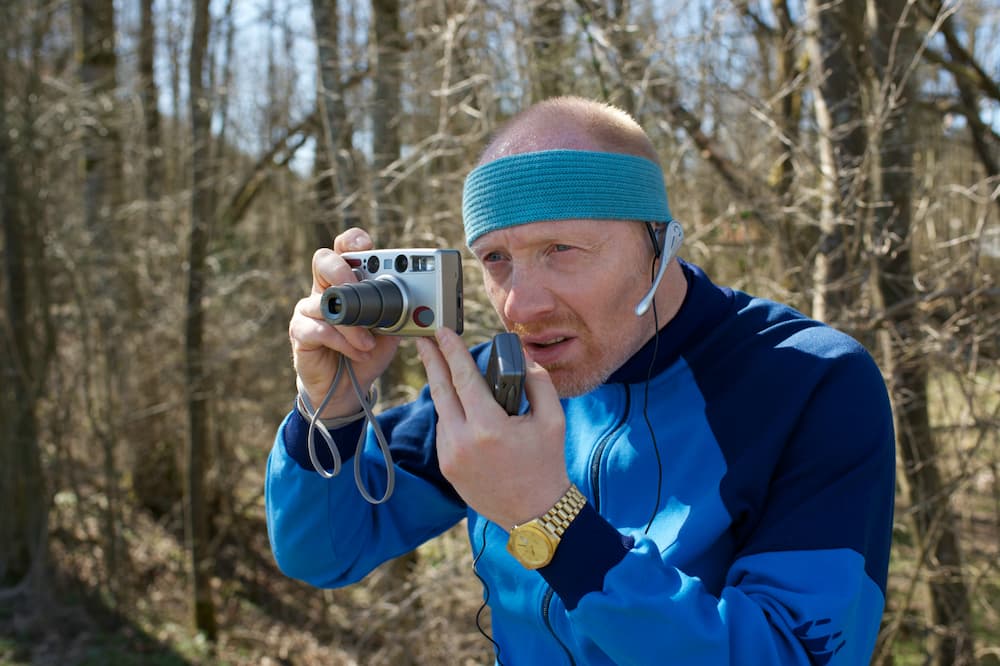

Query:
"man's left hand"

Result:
[[416, 328, 570, 530]]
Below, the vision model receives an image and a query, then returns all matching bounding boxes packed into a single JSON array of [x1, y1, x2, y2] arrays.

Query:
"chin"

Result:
[[550, 369, 611, 399]]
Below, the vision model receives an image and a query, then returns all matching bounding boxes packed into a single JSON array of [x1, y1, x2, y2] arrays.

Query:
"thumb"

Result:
[[522, 358, 559, 410]]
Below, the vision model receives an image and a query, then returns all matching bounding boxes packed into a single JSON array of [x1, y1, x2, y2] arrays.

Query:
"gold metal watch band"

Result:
[[537, 484, 587, 538]]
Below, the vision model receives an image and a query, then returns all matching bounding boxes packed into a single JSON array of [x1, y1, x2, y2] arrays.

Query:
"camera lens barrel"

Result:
[[322, 279, 405, 330]]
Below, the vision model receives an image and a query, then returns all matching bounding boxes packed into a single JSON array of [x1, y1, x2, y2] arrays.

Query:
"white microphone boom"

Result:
[[635, 221, 684, 317]]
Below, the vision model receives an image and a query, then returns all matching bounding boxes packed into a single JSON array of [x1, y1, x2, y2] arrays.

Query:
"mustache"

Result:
[[507, 315, 580, 338]]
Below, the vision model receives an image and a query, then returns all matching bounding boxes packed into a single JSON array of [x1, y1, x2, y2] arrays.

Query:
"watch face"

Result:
[[508, 524, 555, 569]]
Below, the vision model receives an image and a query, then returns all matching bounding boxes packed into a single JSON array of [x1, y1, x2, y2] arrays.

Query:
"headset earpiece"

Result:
[[635, 221, 684, 317]]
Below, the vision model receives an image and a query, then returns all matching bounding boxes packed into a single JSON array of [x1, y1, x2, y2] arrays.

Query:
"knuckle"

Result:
[[451, 368, 478, 394]]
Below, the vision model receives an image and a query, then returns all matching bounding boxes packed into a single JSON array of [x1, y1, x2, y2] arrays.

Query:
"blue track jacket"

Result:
[[266, 260, 895, 665]]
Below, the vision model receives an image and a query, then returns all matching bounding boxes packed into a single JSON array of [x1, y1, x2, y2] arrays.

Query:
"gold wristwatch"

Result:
[[506, 484, 588, 570]]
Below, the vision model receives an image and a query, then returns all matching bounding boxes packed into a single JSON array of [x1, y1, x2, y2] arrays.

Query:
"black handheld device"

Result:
[[485, 332, 526, 416]]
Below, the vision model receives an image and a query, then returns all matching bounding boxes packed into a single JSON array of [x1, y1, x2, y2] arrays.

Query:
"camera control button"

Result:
[[413, 306, 435, 328]]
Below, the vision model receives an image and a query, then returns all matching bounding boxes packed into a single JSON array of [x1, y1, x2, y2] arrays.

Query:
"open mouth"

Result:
[[522, 335, 575, 363]]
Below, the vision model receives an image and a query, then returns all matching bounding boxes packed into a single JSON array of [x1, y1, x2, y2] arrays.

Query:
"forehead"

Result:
[[471, 218, 638, 251]]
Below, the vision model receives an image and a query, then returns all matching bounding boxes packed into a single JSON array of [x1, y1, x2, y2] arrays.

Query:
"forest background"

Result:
[[1, 0, 998, 664]]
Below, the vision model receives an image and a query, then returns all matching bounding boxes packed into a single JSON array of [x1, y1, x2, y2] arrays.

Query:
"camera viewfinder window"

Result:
[[411, 255, 435, 272]]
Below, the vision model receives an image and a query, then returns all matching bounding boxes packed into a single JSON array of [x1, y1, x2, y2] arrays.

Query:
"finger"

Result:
[[333, 227, 373, 254], [290, 304, 371, 360], [416, 337, 466, 424], [433, 328, 495, 409], [521, 357, 559, 412], [311, 248, 357, 294], [308, 253, 379, 352], [296, 292, 375, 351]]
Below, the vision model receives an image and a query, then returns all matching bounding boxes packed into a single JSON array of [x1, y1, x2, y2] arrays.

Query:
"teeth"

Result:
[[538, 337, 566, 347]]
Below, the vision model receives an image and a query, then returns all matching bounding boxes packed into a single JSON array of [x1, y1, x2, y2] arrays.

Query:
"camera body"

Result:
[[321, 248, 463, 336]]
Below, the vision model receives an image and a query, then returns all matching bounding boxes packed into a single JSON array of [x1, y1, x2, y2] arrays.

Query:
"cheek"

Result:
[[484, 281, 509, 316]]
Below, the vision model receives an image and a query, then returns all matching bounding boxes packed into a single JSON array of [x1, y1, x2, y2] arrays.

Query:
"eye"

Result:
[[547, 243, 583, 259], [481, 250, 507, 263]]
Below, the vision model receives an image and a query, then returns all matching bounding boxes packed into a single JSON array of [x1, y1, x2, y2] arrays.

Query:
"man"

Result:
[[267, 96, 895, 664]]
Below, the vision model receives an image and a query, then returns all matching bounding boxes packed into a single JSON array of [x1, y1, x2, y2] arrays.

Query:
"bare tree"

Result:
[[312, 0, 362, 246], [0, 1, 48, 594], [130, 0, 184, 521], [139, 0, 163, 201], [804, 0, 869, 326], [370, 0, 412, 405], [76, 0, 129, 606], [372, 0, 404, 246], [869, 1, 976, 663], [185, 0, 218, 640], [768, 1, 809, 294]]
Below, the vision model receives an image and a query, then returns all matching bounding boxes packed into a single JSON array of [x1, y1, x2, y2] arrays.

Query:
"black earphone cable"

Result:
[[642, 225, 665, 535], [472, 519, 504, 665]]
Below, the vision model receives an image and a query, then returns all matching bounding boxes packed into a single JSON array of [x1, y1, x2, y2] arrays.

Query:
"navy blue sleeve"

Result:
[[732, 345, 895, 592], [283, 406, 366, 470]]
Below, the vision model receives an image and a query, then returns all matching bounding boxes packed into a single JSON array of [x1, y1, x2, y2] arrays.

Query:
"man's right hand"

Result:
[[289, 228, 401, 419]]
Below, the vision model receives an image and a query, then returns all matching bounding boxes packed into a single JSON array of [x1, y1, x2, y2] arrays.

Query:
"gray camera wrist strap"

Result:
[[297, 357, 396, 504]]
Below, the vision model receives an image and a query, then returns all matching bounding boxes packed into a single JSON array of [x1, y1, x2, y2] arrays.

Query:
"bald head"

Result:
[[479, 96, 660, 166]]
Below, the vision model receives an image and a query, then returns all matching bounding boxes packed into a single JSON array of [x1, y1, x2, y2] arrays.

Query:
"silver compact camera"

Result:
[[320, 248, 463, 336]]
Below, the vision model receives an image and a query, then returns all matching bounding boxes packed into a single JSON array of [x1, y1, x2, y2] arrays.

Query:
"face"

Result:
[[472, 218, 657, 397]]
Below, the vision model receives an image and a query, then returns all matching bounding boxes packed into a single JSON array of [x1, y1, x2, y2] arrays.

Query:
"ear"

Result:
[[644, 221, 666, 258]]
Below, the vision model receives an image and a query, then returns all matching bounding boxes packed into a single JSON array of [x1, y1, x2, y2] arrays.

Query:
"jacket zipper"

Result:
[[589, 385, 631, 513], [540, 386, 630, 664], [542, 587, 576, 665]]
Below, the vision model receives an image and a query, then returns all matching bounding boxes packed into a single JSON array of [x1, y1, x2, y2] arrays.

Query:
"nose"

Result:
[[502, 264, 556, 324]]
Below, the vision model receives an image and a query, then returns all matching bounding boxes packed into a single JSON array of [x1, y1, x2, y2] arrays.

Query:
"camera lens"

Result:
[[366, 256, 380, 273], [321, 279, 405, 330], [328, 295, 344, 315], [394, 255, 408, 273]]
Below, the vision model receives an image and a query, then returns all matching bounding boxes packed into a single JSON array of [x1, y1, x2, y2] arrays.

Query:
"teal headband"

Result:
[[462, 149, 673, 246]]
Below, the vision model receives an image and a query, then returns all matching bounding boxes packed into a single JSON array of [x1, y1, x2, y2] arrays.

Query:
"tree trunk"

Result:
[[370, 0, 411, 402], [804, 0, 868, 326], [0, 31, 47, 590], [131, 0, 182, 521], [139, 0, 162, 201], [372, 0, 403, 244], [77, 0, 128, 606], [368, 4, 420, 659], [186, 0, 218, 640], [767, 0, 811, 298], [869, 2, 975, 663], [311, 0, 359, 246]]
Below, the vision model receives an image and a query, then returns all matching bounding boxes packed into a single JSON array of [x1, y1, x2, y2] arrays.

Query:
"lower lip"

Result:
[[525, 338, 575, 365]]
